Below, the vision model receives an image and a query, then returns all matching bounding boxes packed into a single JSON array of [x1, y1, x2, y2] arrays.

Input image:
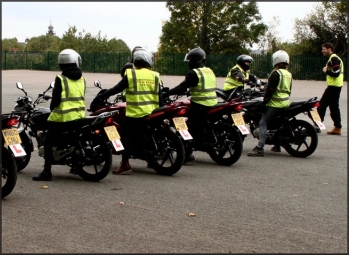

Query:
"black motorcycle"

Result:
[[2, 146, 18, 198], [4, 81, 115, 182]]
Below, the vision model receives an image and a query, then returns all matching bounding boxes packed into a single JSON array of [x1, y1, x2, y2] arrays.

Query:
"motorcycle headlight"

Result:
[[14, 103, 24, 111]]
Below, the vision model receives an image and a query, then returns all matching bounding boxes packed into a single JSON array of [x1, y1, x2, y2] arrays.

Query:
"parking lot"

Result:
[[1, 70, 347, 253]]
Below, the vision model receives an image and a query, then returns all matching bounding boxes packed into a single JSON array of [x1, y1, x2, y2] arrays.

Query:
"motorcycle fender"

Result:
[[19, 130, 34, 152]]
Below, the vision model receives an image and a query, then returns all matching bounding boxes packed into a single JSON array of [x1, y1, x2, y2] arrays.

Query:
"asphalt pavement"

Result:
[[1, 70, 347, 253]]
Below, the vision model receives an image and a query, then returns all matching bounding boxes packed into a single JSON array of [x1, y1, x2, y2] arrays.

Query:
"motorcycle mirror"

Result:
[[94, 80, 102, 89], [50, 81, 55, 88], [16, 82, 23, 90]]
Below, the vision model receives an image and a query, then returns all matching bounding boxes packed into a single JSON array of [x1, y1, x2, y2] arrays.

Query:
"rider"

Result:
[[32, 49, 86, 181], [163, 47, 218, 163], [223, 54, 259, 95], [97, 48, 163, 174], [247, 50, 293, 157]]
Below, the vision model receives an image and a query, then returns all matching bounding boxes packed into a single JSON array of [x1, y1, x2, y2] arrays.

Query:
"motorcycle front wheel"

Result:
[[146, 129, 185, 176], [283, 119, 318, 158], [207, 123, 243, 166], [76, 134, 112, 182], [2, 146, 18, 198]]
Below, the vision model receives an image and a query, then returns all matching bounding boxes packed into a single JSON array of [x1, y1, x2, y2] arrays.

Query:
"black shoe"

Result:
[[184, 154, 195, 164], [69, 167, 80, 175], [247, 146, 264, 157], [32, 171, 52, 181], [271, 145, 281, 152]]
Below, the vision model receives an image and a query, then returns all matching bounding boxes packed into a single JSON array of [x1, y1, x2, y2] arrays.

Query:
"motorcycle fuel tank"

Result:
[[28, 108, 51, 125]]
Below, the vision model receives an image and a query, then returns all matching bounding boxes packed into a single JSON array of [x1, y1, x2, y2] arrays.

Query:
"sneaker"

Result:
[[69, 167, 81, 175], [271, 145, 281, 152], [313, 125, 321, 133], [247, 146, 264, 157], [32, 170, 52, 181], [184, 154, 195, 164], [112, 162, 132, 175]]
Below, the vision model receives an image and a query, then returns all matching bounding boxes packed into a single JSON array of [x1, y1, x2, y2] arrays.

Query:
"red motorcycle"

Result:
[[87, 81, 187, 176], [162, 88, 245, 166]]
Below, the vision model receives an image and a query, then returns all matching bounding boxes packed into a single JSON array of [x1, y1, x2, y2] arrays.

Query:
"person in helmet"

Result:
[[97, 48, 163, 174], [120, 46, 142, 78], [32, 49, 86, 181], [223, 54, 259, 95], [163, 47, 218, 163], [247, 50, 292, 157]]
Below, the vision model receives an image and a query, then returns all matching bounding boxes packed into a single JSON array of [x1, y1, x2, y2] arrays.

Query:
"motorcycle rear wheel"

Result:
[[207, 123, 243, 166], [283, 119, 318, 158], [147, 129, 185, 176], [2, 146, 18, 198], [77, 134, 112, 182]]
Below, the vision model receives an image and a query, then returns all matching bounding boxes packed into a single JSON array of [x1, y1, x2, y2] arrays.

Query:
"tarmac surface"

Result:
[[1, 70, 347, 253]]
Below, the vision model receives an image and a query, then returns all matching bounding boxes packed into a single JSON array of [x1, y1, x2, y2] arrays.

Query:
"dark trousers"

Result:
[[317, 86, 342, 128], [44, 121, 75, 171], [188, 101, 212, 144], [120, 116, 147, 161]]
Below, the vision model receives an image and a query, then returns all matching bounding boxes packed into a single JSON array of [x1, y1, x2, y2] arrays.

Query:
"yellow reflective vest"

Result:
[[223, 64, 249, 91], [266, 69, 292, 108], [326, 54, 344, 87], [48, 75, 86, 122], [191, 67, 217, 107], [125, 68, 160, 118]]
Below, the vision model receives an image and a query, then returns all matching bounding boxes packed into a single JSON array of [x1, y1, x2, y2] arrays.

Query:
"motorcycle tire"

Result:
[[147, 129, 185, 176], [2, 146, 18, 198], [283, 119, 318, 158], [77, 134, 112, 182], [207, 123, 243, 166]]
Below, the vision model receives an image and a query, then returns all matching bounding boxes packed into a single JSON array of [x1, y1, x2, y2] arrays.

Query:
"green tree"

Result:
[[2, 38, 26, 51], [159, 1, 267, 54], [293, 1, 348, 56], [25, 35, 60, 52]]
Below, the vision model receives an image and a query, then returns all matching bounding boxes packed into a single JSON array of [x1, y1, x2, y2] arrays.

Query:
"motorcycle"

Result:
[[162, 88, 245, 166], [88, 80, 186, 176], [4, 81, 115, 182], [2, 146, 18, 198], [235, 96, 320, 158]]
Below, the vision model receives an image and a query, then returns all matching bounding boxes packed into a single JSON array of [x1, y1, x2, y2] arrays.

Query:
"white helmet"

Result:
[[58, 49, 82, 67], [133, 48, 153, 67], [272, 50, 289, 67]]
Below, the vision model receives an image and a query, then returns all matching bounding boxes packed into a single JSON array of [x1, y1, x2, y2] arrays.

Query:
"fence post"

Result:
[[94, 53, 96, 73], [4, 51, 7, 70]]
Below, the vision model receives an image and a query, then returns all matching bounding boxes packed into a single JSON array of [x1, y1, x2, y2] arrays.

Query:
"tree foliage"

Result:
[[159, 1, 267, 55], [293, 1, 348, 56], [2, 38, 26, 51], [25, 35, 60, 52]]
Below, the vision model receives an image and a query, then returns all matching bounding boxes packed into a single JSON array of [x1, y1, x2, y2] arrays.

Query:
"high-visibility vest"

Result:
[[266, 69, 292, 108], [125, 68, 160, 117], [223, 65, 249, 91], [48, 75, 86, 122], [326, 54, 344, 87], [191, 67, 217, 107]]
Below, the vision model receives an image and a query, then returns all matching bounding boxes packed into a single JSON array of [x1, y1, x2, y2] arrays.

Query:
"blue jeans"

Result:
[[257, 107, 285, 148]]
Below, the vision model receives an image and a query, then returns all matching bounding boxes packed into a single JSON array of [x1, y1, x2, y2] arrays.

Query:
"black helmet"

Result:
[[184, 47, 206, 69], [237, 54, 253, 71]]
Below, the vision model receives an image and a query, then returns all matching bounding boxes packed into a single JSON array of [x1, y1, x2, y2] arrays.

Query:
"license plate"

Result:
[[231, 113, 245, 126], [173, 117, 188, 131], [104, 126, 120, 141], [2, 128, 22, 146], [310, 110, 321, 122]]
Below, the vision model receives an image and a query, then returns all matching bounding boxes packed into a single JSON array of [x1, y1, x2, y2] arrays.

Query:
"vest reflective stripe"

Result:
[[266, 69, 292, 108], [48, 75, 86, 122], [223, 65, 249, 91], [125, 68, 160, 118], [326, 54, 344, 87], [191, 67, 217, 106]]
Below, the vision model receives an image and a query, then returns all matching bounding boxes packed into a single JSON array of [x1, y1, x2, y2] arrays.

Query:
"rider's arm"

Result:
[[230, 68, 245, 82], [263, 71, 279, 104], [166, 70, 199, 96], [99, 76, 129, 99], [326, 54, 342, 78], [50, 76, 62, 111]]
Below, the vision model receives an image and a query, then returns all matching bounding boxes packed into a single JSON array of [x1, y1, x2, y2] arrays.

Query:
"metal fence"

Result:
[[1, 51, 347, 81]]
